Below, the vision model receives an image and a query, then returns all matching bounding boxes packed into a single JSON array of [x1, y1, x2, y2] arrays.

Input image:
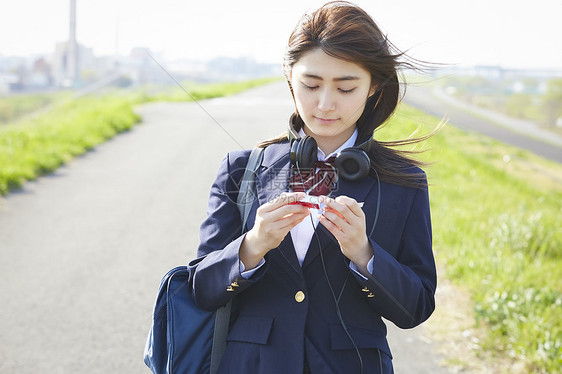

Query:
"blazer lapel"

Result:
[[269, 234, 303, 280], [256, 142, 291, 206], [333, 172, 378, 208], [301, 223, 337, 269], [254, 142, 303, 276]]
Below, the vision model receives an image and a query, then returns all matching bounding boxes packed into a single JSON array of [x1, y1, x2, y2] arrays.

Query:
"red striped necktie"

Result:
[[289, 156, 338, 196]]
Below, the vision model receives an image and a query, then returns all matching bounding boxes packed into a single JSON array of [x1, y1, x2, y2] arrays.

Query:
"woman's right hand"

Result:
[[240, 192, 309, 270]]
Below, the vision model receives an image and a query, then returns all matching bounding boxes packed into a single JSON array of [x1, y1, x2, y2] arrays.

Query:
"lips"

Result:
[[314, 116, 338, 124]]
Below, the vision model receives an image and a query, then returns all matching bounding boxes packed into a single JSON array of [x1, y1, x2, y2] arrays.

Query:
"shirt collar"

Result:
[[297, 128, 358, 161]]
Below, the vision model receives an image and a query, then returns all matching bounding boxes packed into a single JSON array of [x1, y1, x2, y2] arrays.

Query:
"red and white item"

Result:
[[289, 195, 321, 210]]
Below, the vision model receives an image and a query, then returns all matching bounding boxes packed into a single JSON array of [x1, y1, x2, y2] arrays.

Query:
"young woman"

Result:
[[189, 2, 436, 373]]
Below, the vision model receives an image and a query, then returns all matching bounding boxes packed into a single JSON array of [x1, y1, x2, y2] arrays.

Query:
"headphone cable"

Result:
[[369, 166, 382, 238], [295, 162, 365, 374]]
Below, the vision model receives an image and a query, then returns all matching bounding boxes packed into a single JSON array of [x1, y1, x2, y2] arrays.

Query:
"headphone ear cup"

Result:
[[291, 136, 317, 169], [335, 148, 371, 181]]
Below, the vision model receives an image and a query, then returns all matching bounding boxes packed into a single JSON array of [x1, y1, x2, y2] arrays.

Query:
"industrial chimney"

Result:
[[66, 0, 78, 86]]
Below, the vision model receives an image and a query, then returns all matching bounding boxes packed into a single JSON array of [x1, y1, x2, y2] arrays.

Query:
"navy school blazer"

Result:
[[188, 141, 436, 374]]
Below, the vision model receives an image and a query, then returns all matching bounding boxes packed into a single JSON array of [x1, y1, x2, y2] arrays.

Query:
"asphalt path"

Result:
[[0, 81, 451, 373], [403, 85, 562, 164]]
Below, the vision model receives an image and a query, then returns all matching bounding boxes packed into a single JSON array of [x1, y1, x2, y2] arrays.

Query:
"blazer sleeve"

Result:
[[352, 180, 436, 329], [188, 151, 269, 311]]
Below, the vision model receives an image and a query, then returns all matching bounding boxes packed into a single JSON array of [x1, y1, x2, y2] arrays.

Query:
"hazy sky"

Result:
[[2, 0, 561, 69]]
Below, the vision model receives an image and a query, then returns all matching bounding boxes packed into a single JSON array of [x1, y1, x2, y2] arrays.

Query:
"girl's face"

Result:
[[290, 48, 375, 154]]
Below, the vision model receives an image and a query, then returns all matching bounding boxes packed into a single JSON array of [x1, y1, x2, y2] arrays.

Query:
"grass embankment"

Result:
[[0, 77, 281, 195], [432, 75, 562, 132], [0, 91, 72, 124], [0, 96, 139, 195], [378, 104, 561, 372], [142, 77, 281, 102]]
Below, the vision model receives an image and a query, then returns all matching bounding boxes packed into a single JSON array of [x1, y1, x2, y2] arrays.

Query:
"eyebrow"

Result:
[[303, 73, 360, 82]]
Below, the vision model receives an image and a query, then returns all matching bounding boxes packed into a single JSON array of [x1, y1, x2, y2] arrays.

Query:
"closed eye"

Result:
[[301, 83, 319, 91], [339, 88, 356, 94]]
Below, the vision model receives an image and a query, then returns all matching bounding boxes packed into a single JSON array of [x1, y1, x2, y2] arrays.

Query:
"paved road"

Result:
[[403, 85, 562, 164], [0, 82, 450, 373]]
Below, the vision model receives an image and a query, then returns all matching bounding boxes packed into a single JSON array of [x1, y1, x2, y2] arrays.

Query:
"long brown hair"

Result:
[[258, 1, 431, 188]]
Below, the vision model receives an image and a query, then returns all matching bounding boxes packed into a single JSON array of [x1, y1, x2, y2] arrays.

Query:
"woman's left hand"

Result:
[[318, 195, 373, 275]]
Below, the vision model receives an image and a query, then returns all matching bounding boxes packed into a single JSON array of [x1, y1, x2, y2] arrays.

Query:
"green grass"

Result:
[[140, 76, 283, 102], [0, 95, 140, 194], [377, 104, 561, 372], [0, 77, 282, 196], [0, 91, 72, 124], [425, 74, 562, 132]]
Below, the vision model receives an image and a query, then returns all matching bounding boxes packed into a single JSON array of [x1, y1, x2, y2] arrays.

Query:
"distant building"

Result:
[[0, 73, 19, 94], [0, 45, 294, 94], [437, 65, 562, 96], [205, 56, 280, 81], [52, 42, 95, 87], [28, 58, 52, 88], [467, 65, 505, 80], [127, 47, 164, 84]]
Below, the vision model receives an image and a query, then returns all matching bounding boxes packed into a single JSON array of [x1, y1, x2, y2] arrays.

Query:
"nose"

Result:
[[317, 88, 336, 112]]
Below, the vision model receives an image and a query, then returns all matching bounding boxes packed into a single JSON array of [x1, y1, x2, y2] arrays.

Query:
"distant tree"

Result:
[[522, 77, 539, 94], [542, 78, 562, 127], [113, 75, 133, 88], [80, 69, 99, 85], [506, 94, 532, 118], [0, 100, 15, 124]]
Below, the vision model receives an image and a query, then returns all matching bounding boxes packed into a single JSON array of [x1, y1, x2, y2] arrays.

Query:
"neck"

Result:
[[302, 127, 356, 156], [317, 140, 341, 156]]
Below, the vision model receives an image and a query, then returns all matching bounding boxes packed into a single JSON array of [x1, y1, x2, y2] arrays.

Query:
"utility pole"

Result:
[[114, 14, 120, 68], [66, 0, 78, 86]]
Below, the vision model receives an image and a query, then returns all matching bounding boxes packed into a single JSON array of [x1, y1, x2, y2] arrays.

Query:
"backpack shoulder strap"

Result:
[[236, 147, 265, 234], [210, 147, 264, 374]]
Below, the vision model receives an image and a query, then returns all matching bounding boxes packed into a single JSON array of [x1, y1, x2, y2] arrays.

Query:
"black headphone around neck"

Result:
[[287, 115, 374, 181]]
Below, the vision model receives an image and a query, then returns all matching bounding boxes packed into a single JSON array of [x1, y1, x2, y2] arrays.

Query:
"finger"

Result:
[[269, 203, 309, 222], [257, 195, 298, 217], [320, 195, 364, 220], [252, 213, 307, 250], [318, 214, 344, 239], [319, 196, 354, 220], [262, 192, 306, 212], [272, 211, 310, 232], [322, 208, 349, 229], [335, 196, 364, 217]]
